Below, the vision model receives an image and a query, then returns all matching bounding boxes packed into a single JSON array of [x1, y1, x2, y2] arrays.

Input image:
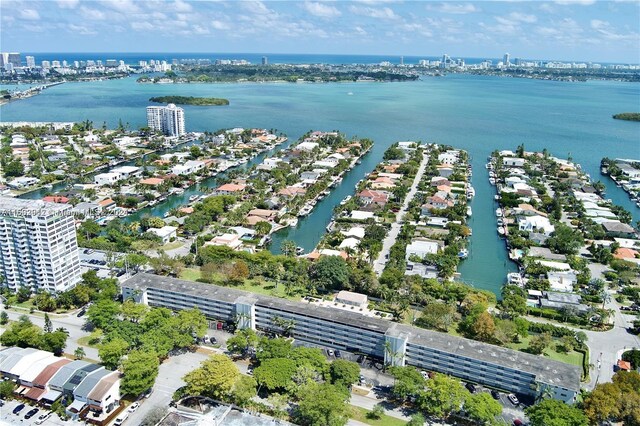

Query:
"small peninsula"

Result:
[[612, 113, 640, 122], [149, 96, 229, 106]]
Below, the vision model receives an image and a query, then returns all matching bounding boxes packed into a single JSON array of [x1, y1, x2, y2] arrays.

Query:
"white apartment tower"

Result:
[[25, 56, 36, 68], [0, 197, 82, 293], [146, 103, 185, 136]]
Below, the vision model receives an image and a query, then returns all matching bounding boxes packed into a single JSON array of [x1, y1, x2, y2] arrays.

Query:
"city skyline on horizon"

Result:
[[1, 1, 639, 64]]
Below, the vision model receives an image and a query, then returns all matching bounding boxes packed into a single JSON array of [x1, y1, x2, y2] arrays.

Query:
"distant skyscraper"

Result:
[[503, 53, 510, 67], [52, 60, 61, 68], [7, 52, 21, 67], [147, 104, 185, 136], [262, 56, 268, 65], [0, 197, 82, 293], [41, 60, 51, 69], [0, 53, 6, 68], [25, 56, 35, 68]]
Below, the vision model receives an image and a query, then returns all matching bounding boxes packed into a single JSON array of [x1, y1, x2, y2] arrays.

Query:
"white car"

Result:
[[128, 402, 140, 413], [35, 413, 52, 425], [508, 393, 520, 405]]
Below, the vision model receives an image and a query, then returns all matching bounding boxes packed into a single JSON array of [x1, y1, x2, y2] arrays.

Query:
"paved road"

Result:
[[373, 151, 429, 275], [527, 288, 640, 391], [2, 309, 99, 360]]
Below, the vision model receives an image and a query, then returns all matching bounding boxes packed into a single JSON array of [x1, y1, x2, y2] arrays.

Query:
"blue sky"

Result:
[[1, 1, 639, 63]]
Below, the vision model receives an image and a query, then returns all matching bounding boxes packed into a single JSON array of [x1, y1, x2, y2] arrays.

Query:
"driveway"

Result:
[[374, 151, 429, 275]]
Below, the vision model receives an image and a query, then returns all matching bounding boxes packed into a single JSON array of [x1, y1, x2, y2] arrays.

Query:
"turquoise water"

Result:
[[1, 75, 638, 294]]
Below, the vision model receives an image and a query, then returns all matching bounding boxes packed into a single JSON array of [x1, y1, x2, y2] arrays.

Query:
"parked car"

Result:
[[13, 404, 26, 415], [491, 389, 500, 400], [420, 370, 429, 380], [209, 337, 217, 344], [465, 383, 477, 393], [114, 412, 129, 426], [508, 393, 520, 405], [24, 408, 39, 419], [357, 355, 365, 364], [77, 309, 86, 317], [35, 412, 52, 425], [128, 402, 140, 412], [513, 419, 523, 426], [334, 350, 342, 358], [326, 349, 334, 357], [359, 374, 366, 384]]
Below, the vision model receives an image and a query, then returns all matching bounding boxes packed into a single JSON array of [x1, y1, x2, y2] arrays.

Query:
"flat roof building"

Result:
[[122, 273, 581, 403]]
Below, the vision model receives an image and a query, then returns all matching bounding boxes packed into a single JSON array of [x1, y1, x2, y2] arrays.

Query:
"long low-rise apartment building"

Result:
[[122, 273, 581, 403]]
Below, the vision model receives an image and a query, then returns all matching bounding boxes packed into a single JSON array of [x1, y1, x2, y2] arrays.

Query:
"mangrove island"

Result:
[[613, 113, 640, 122], [149, 96, 229, 106]]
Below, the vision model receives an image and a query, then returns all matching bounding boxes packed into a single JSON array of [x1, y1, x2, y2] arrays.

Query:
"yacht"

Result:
[[339, 195, 352, 206], [295, 246, 305, 255], [497, 226, 506, 236], [458, 249, 469, 259], [189, 195, 199, 202], [495, 208, 503, 217], [466, 207, 472, 217]]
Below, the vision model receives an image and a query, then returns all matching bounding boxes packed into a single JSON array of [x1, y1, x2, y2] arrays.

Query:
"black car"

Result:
[[334, 350, 342, 358], [356, 355, 365, 364], [491, 389, 500, 400], [465, 383, 477, 393], [77, 309, 86, 317], [13, 403, 26, 415], [25, 408, 39, 419]]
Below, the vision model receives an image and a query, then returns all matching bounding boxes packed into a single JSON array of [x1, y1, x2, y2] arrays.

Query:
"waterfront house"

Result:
[[350, 210, 376, 221], [431, 176, 450, 187], [214, 183, 247, 196], [139, 177, 165, 187], [42, 196, 70, 204], [602, 221, 637, 238], [437, 166, 454, 178], [341, 226, 366, 239], [297, 141, 319, 151], [503, 157, 526, 168], [517, 215, 555, 235], [539, 292, 590, 314], [405, 239, 440, 260], [278, 186, 306, 199], [301, 169, 326, 182], [405, 262, 439, 279], [339, 237, 360, 250], [438, 152, 458, 165], [358, 189, 389, 207], [258, 157, 282, 171], [246, 209, 278, 223], [148, 226, 177, 244], [171, 160, 206, 176], [547, 271, 578, 293], [8, 176, 39, 188], [371, 176, 396, 189], [307, 249, 349, 261], [206, 233, 243, 250]]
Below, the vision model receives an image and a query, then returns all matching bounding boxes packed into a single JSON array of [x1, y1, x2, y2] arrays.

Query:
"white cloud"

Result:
[[302, 2, 341, 18], [172, 0, 192, 12], [241, 1, 271, 15], [354, 26, 367, 35], [590, 18, 639, 41], [555, 0, 596, 5], [130, 21, 154, 31], [68, 23, 96, 35], [436, 3, 479, 14], [192, 25, 210, 35], [508, 12, 537, 23], [56, 0, 79, 9], [80, 7, 106, 20], [211, 20, 231, 30], [19, 9, 40, 20], [349, 5, 399, 19], [101, 0, 140, 14]]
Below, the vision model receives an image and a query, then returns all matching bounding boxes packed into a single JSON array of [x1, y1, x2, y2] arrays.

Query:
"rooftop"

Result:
[[123, 273, 581, 391], [0, 196, 72, 215]]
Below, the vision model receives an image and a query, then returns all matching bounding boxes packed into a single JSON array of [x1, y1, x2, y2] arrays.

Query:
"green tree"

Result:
[[0, 311, 8, 325], [296, 382, 350, 426], [87, 299, 121, 331], [0, 315, 43, 348], [389, 366, 426, 401], [183, 354, 240, 399], [547, 224, 584, 255], [472, 311, 496, 342], [256, 337, 292, 361], [40, 329, 68, 356], [417, 373, 469, 418], [418, 301, 456, 332], [16, 285, 31, 303], [231, 375, 257, 406], [500, 285, 527, 318], [78, 219, 101, 238], [44, 313, 53, 333], [121, 350, 160, 396], [121, 300, 148, 323], [367, 404, 385, 420], [281, 240, 297, 257], [98, 337, 129, 369], [254, 221, 272, 236], [407, 413, 426, 426], [464, 392, 503, 424], [0, 380, 15, 399], [253, 358, 297, 391], [329, 359, 360, 388], [525, 399, 588, 426], [311, 255, 350, 291], [74, 347, 86, 360], [226, 328, 259, 356], [36, 293, 57, 312], [528, 332, 552, 355]]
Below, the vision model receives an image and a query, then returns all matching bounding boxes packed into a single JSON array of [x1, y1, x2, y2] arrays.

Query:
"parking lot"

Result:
[[0, 399, 84, 426], [79, 249, 126, 279]]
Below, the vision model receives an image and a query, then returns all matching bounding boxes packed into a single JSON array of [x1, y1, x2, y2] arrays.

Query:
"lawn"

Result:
[[349, 406, 407, 426], [507, 335, 584, 367], [161, 241, 186, 251], [179, 268, 298, 300]]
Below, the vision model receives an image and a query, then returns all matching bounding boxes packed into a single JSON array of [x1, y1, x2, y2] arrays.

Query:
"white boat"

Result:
[[296, 246, 305, 255], [497, 226, 505, 236], [494, 195, 500, 201], [495, 208, 503, 218], [497, 218, 504, 226], [163, 211, 171, 218], [466, 187, 475, 199], [458, 249, 469, 259], [189, 195, 198, 202], [43, 183, 53, 190], [466, 207, 472, 217], [507, 272, 524, 287], [339, 195, 352, 206], [489, 178, 496, 185]]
